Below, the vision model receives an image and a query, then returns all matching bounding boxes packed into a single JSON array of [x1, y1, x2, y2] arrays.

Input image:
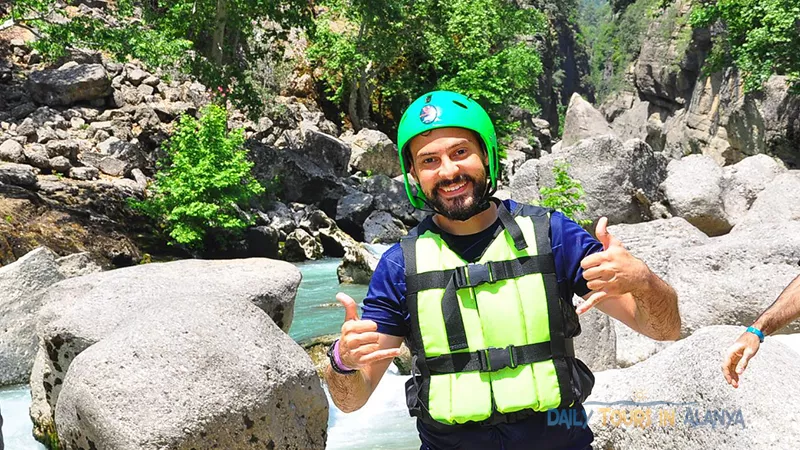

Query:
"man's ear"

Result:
[[408, 164, 417, 183]]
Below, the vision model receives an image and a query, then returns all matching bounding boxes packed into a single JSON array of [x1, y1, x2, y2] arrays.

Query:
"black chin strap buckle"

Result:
[[454, 263, 493, 288]]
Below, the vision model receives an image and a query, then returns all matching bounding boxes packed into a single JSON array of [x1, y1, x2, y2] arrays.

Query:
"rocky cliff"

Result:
[[601, 0, 800, 167]]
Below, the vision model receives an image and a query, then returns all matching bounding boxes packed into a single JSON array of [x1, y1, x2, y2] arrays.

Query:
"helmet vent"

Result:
[[452, 100, 468, 109], [425, 95, 432, 103]]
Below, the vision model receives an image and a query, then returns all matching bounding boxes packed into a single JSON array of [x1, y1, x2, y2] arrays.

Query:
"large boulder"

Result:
[[574, 307, 617, 372], [0, 248, 64, 386], [341, 128, 402, 177], [364, 174, 422, 224], [511, 137, 668, 225], [0, 163, 37, 187], [30, 258, 304, 446], [363, 211, 407, 244], [669, 221, 800, 335], [283, 228, 324, 262], [337, 243, 380, 285], [300, 128, 351, 178], [588, 326, 800, 449], [721, 154, 787, 226], [335, 191, 375, 242], [561, 93, 614, 148], [731, 172, 800, 233], [659, 154, 731, 236], [27, 64, 111, 107], [54, 296, 327, 450]]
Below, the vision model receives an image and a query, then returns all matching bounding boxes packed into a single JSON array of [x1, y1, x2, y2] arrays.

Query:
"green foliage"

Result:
[[579, 0, 662, 102], [130, 105, 265, 249], [539, 161, 591, 226], [308, 0, 546, 138], [690, 0, 800, 92], [3, 0, 310, 118]]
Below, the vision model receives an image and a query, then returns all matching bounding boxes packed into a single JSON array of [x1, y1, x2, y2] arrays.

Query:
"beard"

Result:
[[427, 172, 489, 221]]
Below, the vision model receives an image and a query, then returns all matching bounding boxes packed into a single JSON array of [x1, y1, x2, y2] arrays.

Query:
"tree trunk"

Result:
[[358, 69, 371, 128], [348, 78, 362, 132], [211, 0, 228, 66]]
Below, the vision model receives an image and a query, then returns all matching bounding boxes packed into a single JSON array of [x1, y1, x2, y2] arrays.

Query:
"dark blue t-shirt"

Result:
[[362, 199, 603, 450]]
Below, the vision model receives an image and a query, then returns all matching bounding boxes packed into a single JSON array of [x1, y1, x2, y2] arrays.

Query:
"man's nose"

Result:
[[438, 156, 458, 179]]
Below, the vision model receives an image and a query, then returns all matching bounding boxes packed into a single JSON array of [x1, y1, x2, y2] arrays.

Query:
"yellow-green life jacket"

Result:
[[402, 202, 590, 426]]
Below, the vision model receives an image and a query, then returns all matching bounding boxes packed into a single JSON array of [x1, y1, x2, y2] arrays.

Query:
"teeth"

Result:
[[442, 182, 466, 192]]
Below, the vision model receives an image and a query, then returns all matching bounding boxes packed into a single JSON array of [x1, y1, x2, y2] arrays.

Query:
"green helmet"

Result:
[[397, 90, 499, 209]]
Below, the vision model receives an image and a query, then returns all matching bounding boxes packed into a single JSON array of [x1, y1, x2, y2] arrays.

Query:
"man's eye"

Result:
[[422, 157, 435, 164]]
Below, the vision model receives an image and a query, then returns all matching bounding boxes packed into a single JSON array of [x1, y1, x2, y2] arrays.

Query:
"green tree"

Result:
[[539, 161, 591, 225], [308, 0, 547, 137], [690, 0, 800, 92], [131, 105, 265, 249]]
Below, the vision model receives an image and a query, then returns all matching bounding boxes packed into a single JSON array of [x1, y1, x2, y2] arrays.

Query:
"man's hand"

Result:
[[336, 293, 402, 370], [722, 332, 761, 389], [578, 217, 648, 314]]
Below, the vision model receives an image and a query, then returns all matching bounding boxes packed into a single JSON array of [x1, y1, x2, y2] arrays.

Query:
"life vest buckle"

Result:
[[454, 263, 494, 288], [479, 345, 516, 372]]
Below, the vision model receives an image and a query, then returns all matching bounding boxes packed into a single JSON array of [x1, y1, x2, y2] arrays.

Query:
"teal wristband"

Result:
[[746, 326, 765, 343]]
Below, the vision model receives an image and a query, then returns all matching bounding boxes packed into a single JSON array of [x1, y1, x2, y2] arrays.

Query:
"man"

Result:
[[722, 274, 800, 389], [324, 90, 681, 449]]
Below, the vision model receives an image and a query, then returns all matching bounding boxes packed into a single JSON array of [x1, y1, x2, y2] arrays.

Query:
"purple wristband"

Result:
[[333, 339, 356, 372]]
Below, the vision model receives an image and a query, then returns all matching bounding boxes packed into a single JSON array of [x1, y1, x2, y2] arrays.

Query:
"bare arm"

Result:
[[324, 293, 403, 413], [751, 274, 800, 335], [324, 333, 403, 412], [722, 274, 800, 388], [579, 217, 681, 341]]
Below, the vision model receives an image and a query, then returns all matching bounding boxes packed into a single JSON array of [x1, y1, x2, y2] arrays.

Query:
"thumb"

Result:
[[595, 217, 620, 250], [336, 292, 360, 322]]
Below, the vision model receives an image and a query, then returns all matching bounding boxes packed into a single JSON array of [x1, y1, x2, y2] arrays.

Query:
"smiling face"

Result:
[[408, 127, 489, 221]]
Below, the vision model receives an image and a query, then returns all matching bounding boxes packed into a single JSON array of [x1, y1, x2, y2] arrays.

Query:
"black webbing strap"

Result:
[[425, 339, 575, 374], [401, 236, 430, 377], [497, 199, 527, 251], [405, 255, 556, 295], [530, 210, 575, 407]]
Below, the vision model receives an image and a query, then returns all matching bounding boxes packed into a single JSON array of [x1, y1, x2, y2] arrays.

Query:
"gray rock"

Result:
[[137, 82, 155, 97], [608, 217, 710, 279], [45, 140, 79, 159], [152, 101, 195, 122], [11, 102, 36, 120], [342, 128, 401, 177], [561, 93, 614, 148], [721, 154, 786, 226], [660, 154, 731, 236], [0, 248, 64, 386], [55, 252, 102, 278], [134, 104, 161, 131], [337, 243, 380, 285], [31, 258, 312, 448], [574, 307, 617, 372], [301, 129, 351, 178], [589, 326, 800, 449], [511, 137, 668, 225], [142, 75, 160, 87], [36, 126, 58, 144], [97, 157, 127, 177], [0, 163, 37, 186], [335, 192, 374, 241], [245, 226, 281, 259], [364, 174, 418, 224], [24, 146, 51, 170], [731, 172, 800, 233], [670, 222, 800, 335], [49, 156, 71, 173], [27, 64, 111, 106], [69, 166, 99, 181], [283, 229, 323, 262], [0, 140, 25, 163], [127, 68, 147, 86], [363, 210, 407, 244], [16, 118, 36, 138]]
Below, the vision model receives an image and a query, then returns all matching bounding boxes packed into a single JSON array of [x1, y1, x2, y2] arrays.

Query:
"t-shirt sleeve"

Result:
[[550, 211, 604, 298], [360, 244, 410, 337]]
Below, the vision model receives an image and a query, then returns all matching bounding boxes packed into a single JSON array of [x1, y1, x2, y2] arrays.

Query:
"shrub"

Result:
[[539, 161, 591, 226], [131, 105, 265, 249]]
